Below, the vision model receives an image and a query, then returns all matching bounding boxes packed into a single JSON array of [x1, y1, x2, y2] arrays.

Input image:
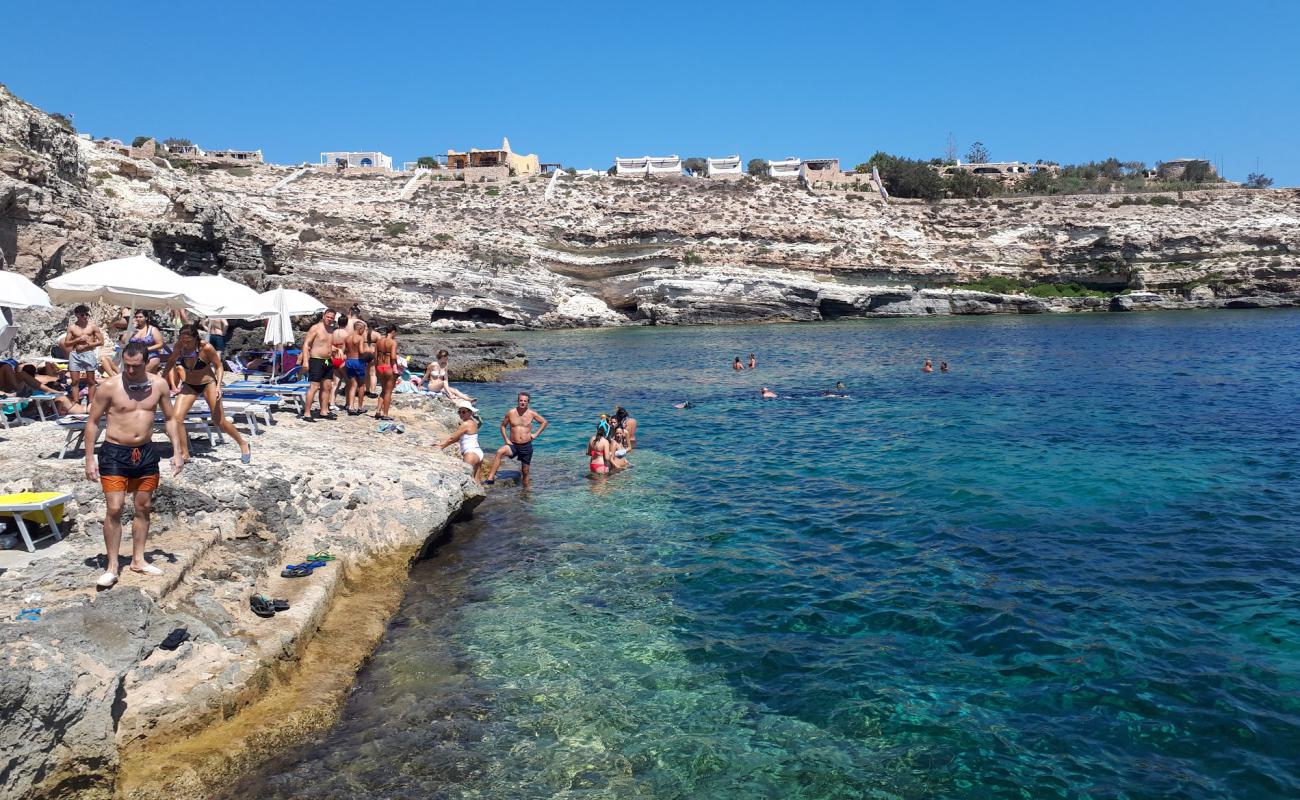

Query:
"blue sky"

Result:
[[4, 0, 1298, 185]]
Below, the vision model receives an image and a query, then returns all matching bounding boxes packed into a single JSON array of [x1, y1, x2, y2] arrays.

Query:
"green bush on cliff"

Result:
[[867, 152, 946, 200]]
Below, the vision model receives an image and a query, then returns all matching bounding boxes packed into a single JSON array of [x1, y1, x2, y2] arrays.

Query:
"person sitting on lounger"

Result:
[[164, 324, 251, 464], [120, 311, 166, 373]]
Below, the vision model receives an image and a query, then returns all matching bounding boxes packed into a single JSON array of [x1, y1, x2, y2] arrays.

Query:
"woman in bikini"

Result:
[[435, 400, 484, 483], [121, 311, 166, 373], [165, 324, 251, 464], [588, 421, 612, 476], [422, 349, 474, 402]]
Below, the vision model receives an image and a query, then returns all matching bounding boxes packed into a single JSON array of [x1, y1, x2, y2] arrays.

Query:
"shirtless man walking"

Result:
[[483, 392, 548, 487], [342, 319, 371, 415], [84, 342, 183, 588], [328, 314, 350, 415], [63, 304, 105, 403], [373, 326, 399, 420], [301, 309, 337, 421]]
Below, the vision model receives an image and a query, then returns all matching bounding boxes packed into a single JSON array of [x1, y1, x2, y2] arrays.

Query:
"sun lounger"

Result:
[[196, 397, 274, 435], [224, 382, 307, 413], [0, 491, 71, 552], [25, 393, 61, 422], [1, 398, 31, 430], [56, 413, 217, 459]]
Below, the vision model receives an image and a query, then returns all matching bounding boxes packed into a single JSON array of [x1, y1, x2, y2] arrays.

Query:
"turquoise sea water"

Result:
[[232, 311, 1300, 799]]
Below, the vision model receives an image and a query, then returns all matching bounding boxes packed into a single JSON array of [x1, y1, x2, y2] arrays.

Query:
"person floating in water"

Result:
[[673, 401, 693, 409], [748, 353, 757, 369], [822, 380, 849, 398], [922, 359, 934, 373], [760, 387, 777, 399], [733, 357, 743, 372], [835, 381, 846, 390], [940, 361, 949, 372]]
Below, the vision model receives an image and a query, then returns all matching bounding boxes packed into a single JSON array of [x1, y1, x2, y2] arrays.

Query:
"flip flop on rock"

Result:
[[16, 608, 41, 622], [280, 565, 314, 578], [96, 571, 118, 588], [305, 551, 336, 562], [250, 595, 276, 618], [270, 599, 290, 612], [160, 628, 190, 650]]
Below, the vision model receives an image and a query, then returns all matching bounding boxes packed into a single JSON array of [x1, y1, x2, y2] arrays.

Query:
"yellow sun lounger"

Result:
[[0, 491, 71, 552]]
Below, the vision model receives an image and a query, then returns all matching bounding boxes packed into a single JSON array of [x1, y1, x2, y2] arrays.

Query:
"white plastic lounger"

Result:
[[56, 414, 217, 459]]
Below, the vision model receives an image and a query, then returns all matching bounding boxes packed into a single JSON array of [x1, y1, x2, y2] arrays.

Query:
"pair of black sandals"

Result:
[[250, 595, 290, 618]]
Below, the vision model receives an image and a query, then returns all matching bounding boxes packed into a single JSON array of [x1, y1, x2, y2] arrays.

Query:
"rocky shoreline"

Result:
[[0, 395, 487, 800]]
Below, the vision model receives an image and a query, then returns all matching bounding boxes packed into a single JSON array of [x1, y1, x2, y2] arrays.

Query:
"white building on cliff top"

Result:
[[705, 155, 743, 177]]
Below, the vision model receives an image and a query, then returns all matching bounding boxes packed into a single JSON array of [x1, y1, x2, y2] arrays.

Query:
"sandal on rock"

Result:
[[250, 595, 276, 617], [160, 628, 191, 650], [305, 551, 336, 562], [270, 599, 290, 612], [16, 608, 41, 622], [96, 571, 118, 588], [280, 565, 314, 578]]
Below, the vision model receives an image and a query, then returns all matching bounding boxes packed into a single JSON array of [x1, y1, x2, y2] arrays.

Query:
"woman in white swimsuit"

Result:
[[435, 399, 484, 483]]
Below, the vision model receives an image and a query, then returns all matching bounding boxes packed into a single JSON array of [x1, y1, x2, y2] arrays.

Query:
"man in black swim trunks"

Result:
[[483, 391, 548, 487], [301, 309, 337, 420], [83, 342, 184, 588]]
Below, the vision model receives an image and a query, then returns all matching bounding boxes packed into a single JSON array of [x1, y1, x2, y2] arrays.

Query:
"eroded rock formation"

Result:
[[3, 82, 1298, 334]]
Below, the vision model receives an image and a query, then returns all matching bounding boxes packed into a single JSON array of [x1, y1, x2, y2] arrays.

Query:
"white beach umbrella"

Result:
[[262, 287, 297, 347], [0, 271, 52, 309], [181, 275, 276, 320], [45, 254, 197, 310], [258, 287, 326, 318], [260, 287, 325, 378]]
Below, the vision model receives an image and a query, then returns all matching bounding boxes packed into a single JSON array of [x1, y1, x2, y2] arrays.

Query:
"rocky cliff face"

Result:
[[3, 83, 1298, 331]]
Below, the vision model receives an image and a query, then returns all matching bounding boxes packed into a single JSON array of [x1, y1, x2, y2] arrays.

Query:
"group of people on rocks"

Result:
[[3, 302, 443, 590], [299, 308, 401, 422]]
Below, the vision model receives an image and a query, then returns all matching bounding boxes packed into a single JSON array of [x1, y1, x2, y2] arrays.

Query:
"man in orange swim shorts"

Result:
[[84, 341, 184, 588]]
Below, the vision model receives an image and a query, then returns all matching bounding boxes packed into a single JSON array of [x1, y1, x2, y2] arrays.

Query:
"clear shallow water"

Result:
[[232, 311, 1300, 799]]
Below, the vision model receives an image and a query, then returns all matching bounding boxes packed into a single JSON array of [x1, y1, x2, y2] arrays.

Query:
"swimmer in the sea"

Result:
[[748, 353, 756, 369], [922, 359, 933, 373], [835, 381, 846, 390], [673, 401, 693, 409], [940, 361, 949, 372], [733, 357, 743, 372], [760, 387, 777, 399]]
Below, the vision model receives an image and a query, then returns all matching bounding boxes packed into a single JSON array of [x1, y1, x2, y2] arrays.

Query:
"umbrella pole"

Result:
[[116, 305, 138, 368]]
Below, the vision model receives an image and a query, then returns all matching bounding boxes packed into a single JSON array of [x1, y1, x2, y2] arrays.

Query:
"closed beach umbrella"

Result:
[[0, 271, 52, 309], [261, 286, 324, 378], [262, 287, 296, 347], [181, 275, 276, 320], [258, 287, 326, 318], [45, 254, 196, 310]]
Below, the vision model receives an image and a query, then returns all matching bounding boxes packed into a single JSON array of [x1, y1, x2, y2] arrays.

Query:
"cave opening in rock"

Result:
[[818, 298, 860, 320], [430, 308, 514, 326]]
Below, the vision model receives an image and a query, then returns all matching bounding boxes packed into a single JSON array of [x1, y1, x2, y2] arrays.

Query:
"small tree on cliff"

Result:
[[163, 137, 193, 148], [416, 156, 437, 169], [682, 157, 707, 176], [964, 141, 990, 164], [1245, 172, 1274, 189], [747, 158, 767, 177], [131, 136, 153, 148]]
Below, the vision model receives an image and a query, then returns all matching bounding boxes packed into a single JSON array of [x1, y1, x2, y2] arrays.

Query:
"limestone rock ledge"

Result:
[[0, 396, 482, 800]]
